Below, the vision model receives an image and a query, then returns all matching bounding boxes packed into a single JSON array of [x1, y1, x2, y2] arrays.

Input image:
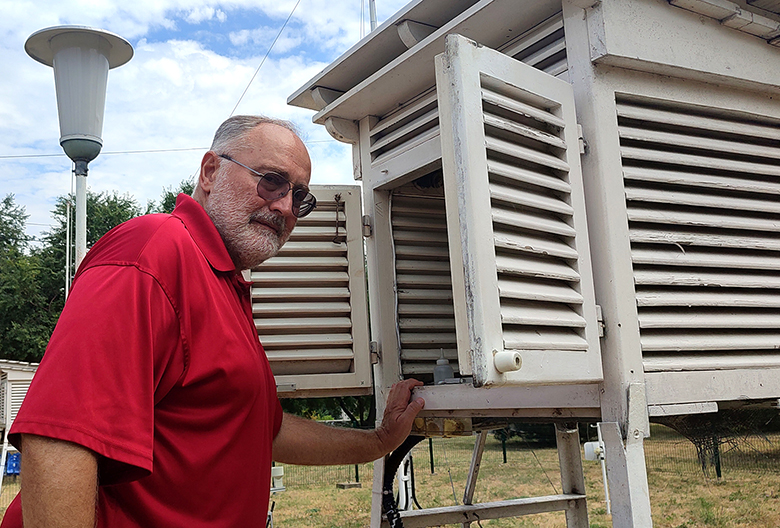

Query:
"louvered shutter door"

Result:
[[436, 34, 602, 387], [618, 96, 780, 372], [366, 13, 568, 184], [251, 185, 372, 397], [9, 381, 30, 424]]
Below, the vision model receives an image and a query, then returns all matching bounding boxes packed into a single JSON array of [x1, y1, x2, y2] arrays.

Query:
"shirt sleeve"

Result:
[[10, 264, 184, 485]]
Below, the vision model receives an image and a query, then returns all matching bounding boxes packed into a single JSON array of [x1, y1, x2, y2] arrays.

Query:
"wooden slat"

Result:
[[481, 88, 566, 130], [500, 302, 587, 327], [490, 181, 574, 216], [627, 206, 780, 233], [370, 108, 438, 153], [631, 247, 780, 271], [630, 228, 780, 252], [396, 260, 451, 273], [500, 13, 564, 57], [623, 166, 780, 195], [251, 271, 349, 284], [267, 348, 355, 361], [399, 318, 457, 330], [397, 304, 455, 316], [616, 103, 780, 142], [483, 112, 566, 150], [625, 186, 780, 215], [393, 229, 449, 244], [634, 269, 780, 288], [255, 317, 352, 332], [643, 353, 780, 371], [495, 254, 580, 282], [492, 208, 577, 238], [636, 290, 780, 307], [372, 89, 438, 136], [253, 301, 352, 315], [397, 288, 454, 300], [274, 241, 346, 255], [639, 311, 780, 329], [502, 328, 588, 351], [639, 332, 780, 352], [400, 332, 458, 346], [494, 230, 579, 260], [498, 277, 583, 304], [372, 126, 441, 165], [396, 273, 454, 287], [395, 244, 451, 259], [521, 39, 567, 71], [486, 136, 570, 172], [487, 159, 571, 193], [619, 126, 780, 161], [252, 287, 350, 299], [254, 256, 348, 270], [620, 146, 780, 177], [260, 333, 353, 347]]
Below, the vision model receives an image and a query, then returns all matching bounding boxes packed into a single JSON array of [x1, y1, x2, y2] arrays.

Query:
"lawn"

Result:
[[272, 425, 780, 527]]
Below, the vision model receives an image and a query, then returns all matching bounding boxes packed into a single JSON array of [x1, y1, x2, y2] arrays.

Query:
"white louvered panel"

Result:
[[367, 13, 568, 175], [436, 34, 601, 386], [251, 186, 371, 397], [10, 381, 30, 423], [391, 190, 459, 380], [0, 375, 6, 427], [618, 96, 780, 369]]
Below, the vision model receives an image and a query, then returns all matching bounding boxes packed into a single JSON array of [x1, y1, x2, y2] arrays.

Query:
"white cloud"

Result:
[[0, 0, 411, 240]]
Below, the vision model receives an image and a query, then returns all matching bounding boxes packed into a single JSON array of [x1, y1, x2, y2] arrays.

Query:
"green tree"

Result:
[[281, 396, 375, 428], [0, 195, 54, 361], [148, 179, 196, 214]]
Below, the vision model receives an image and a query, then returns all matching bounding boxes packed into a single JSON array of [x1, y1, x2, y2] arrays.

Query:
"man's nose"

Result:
[[268, 190, 295, 218]]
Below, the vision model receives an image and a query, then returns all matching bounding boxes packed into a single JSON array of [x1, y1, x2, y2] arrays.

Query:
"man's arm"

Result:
[[19, 434, 98, 528], [273, 379, 425, 465]]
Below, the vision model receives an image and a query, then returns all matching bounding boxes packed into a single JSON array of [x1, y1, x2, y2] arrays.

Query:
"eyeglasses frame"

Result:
[[217, 153, 317, 218]]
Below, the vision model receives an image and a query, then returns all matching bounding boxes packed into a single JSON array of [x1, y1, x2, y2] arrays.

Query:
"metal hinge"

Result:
[[370, 341, 380, 364], [578, 124, 587, 154], [596, 304, 605, 337], [362, 215, 373, 237]]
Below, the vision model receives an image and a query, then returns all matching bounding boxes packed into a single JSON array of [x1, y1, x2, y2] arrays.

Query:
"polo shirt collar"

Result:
[[172, 194, 236, 273]]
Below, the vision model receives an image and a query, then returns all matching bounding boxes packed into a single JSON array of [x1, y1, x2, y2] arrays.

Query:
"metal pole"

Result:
[[369, 0, 377, 30], [74, 160, 88, 271]]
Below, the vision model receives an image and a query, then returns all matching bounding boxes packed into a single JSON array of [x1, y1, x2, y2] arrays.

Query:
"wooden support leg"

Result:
[[462, 430, 489, 527], [555, 423, 589, 528]]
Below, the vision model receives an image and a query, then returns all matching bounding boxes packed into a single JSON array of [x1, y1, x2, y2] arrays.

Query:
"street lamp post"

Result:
[[25, 26, 133, 271]]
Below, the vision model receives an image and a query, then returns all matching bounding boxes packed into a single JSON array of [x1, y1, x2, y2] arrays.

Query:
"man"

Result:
[[2, 116, 424, 527]]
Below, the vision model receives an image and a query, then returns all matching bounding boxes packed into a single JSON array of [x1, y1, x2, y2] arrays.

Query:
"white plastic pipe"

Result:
[[75, 171, 87, 270]]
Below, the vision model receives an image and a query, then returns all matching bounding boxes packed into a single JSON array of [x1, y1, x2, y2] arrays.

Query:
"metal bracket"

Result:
[[370, 341, 380, 364], [362, 215, 373, 237]]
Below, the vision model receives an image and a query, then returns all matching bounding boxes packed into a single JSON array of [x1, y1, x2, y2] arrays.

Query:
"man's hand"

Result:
[[374, 378, 425, 454], [273, 378, 425, 465]]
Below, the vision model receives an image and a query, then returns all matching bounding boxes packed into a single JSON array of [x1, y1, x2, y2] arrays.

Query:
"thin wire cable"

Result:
[[439, 438, 459, 504], [523, 437, 559, 495], [229, 0, 303, 116], [0, 147, 209, 160]]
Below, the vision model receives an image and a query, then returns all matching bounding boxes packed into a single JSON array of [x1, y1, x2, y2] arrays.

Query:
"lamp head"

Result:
[[25, 26, 133, 164]]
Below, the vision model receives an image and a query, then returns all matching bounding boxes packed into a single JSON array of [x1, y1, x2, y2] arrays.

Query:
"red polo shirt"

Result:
[[4, 195, 282, 527]]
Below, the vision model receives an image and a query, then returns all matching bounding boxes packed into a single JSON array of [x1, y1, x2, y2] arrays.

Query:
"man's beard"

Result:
[[205, 177, 292, 270]]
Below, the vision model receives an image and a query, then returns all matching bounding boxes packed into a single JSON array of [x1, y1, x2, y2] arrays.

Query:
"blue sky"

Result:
[[0, 0, 409, 241]]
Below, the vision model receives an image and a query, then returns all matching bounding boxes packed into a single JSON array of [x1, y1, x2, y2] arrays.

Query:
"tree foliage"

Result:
[[0, 195, 57, 361]]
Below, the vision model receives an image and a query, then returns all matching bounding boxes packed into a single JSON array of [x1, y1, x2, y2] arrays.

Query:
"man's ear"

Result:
[[199, 151, 220, 194]]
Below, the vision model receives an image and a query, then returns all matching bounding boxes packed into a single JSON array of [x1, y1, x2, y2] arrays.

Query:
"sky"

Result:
[[1, 0, 410, 242]]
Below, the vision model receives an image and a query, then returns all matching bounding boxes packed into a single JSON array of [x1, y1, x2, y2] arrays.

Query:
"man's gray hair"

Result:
[[210, 115, 301, 154]]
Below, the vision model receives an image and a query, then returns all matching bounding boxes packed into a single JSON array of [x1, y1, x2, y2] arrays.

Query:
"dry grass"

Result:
[[273, 425, 780, 528]]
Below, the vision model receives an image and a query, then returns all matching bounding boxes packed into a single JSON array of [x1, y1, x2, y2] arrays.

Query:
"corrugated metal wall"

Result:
[[618, 94, 780, 372]]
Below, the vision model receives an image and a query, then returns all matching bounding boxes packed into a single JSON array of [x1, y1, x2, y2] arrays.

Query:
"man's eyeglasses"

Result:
[[218, 154, 317, 218]]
